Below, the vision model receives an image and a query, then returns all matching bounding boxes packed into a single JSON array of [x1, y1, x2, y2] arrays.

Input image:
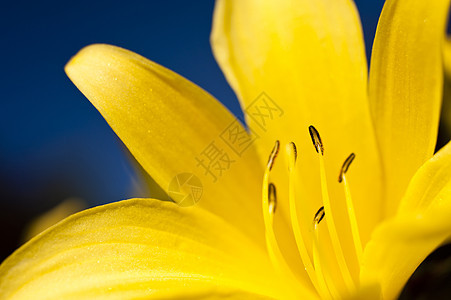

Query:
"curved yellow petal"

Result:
[[368, 0, 451, 216], [361, 142, 451, 299], [211, 0, 382, 278], [398, 141, 451, 213], [0, 199, 306, 299], [65, 44, 264, 244], [361, 204, 451, 299]]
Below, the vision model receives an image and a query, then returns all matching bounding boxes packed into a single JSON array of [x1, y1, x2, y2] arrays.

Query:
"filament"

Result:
[[286, 142, 318, 290], [309, 126, 355, 291], [312, 207, 331, 299], [262, 141, 303, 294], [339, 153, 363, 265]]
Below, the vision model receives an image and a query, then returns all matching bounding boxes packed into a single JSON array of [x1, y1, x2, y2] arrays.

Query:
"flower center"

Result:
[[261, 126, 362, 298]]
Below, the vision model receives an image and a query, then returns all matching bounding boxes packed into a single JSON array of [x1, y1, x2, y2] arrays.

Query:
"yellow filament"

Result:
[[312, 222, 331, 299], [262, 172, 285, 275], [286, 143, 318, 290], [317, 236, 340, 299], [317, 154, 355, 291], [261, 142, 303, 295], [342, 174, 363, 265]]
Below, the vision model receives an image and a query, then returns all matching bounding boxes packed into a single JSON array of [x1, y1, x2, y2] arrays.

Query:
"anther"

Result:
[[309, 125, 324, 155], [289, 142, 297, 161], [286, 142, 297, 172], [338, 153, 356, 183], [313, 206, 325, 225], [268, 183, 277, 214], [267, 140, 280, 170]]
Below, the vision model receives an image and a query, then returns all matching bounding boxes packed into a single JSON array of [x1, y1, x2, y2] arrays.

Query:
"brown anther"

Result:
[[268, 183, 277, 214], [289, 142, 297, 162], [309, 125, 324, 155], [313, 206, 325, 225], [267, 140, 280, 171], [338, 153, 356, 183]]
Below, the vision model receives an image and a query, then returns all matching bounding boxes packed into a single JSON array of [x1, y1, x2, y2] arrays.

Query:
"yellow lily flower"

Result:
[[1, 0, 450, 299]]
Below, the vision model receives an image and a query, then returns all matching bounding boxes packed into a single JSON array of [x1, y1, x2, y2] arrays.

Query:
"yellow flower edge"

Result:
[[0, 198, 294, 299]]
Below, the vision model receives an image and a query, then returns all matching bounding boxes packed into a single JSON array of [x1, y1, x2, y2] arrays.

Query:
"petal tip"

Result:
[[64, 43, 116, 75]]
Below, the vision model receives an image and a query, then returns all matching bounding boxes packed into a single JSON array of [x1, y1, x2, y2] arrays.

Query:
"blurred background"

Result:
[[1, 1, 450, 298]]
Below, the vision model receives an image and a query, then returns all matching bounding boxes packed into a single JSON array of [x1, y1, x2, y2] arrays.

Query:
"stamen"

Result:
[[314, 206, 325, 224], [286, 142, 319, 291], [309, 125, 355, 291], [312, 206, 332, 299], [339, 153, 363, 265], [309, 125, 324, 155], [267, 140, 280, 171], [262, 141, 303, 292], [338, 153, 355, 183], [268, 183, 277, 215]]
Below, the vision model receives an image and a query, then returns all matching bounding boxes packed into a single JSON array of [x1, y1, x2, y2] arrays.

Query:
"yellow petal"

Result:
[[361, 205, 451, 299], [368, 0, 450, 216], [0, 198, 307, 299], [211, 0, 382, 278], [65, 44, 264, 244], [398, 141, 451, 213], [361, 142, 451, 298]]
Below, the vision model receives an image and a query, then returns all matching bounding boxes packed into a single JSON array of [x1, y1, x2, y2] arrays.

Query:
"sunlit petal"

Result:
[[362, 141, 451, 299], [65, 44, 264, 244], [368, 0, 450, 216], [211, 0, 383, 283], [361, 205, 451, 299], [0, 199, 308, 299], [398, 141, 451, 213]]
